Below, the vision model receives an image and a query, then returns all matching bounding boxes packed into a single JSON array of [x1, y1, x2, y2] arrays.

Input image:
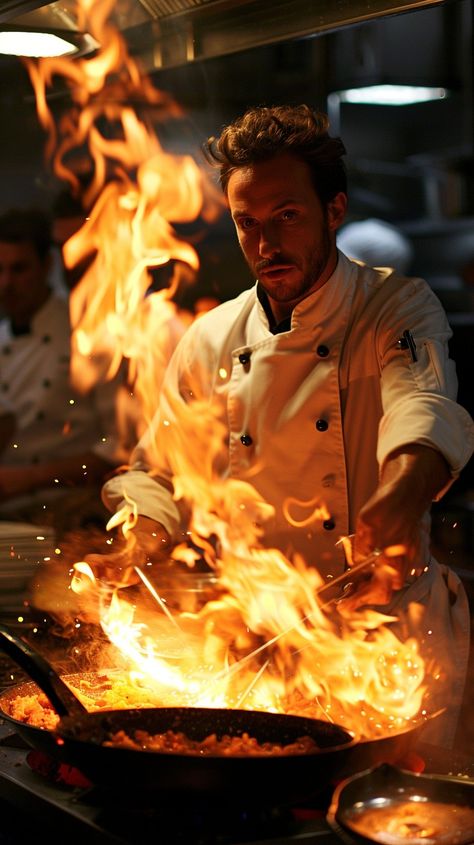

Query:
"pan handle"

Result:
[[0, 624, 88, 718]]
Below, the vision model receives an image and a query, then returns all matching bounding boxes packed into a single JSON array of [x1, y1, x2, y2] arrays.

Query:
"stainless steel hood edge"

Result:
[[144, 0, 451, 69], [0, 0, 451, 68]]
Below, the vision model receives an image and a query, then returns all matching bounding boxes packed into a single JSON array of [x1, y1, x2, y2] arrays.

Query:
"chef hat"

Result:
[[337, 218, 414, 274]]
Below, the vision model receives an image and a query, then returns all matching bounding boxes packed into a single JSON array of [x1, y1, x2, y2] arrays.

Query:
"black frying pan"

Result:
[[0, 624, 358, 805]]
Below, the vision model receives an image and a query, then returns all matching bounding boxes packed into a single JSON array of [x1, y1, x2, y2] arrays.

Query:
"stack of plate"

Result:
[[0, 521, 56, 614]]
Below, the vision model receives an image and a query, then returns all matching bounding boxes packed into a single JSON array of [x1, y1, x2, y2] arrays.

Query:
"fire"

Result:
[[25, 0, 222, 432], [72, 551, 428, 737], [27, 0, 434, 741], [71, 397, 432, 740]]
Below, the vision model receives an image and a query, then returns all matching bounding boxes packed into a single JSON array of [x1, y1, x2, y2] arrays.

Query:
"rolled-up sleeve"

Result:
[[376, 278, 474, 479], [102, 467, 183, 535]]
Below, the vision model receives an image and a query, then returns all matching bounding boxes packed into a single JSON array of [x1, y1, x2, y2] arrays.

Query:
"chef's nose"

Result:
[[259, 222, 280, 258]]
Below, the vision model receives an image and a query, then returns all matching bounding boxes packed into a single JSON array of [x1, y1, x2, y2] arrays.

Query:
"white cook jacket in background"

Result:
[[0, 294, 124, 496]]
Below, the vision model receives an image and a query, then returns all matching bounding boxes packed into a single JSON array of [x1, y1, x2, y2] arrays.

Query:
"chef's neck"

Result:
[[9, 286, 51, 334], [264, 255, 337, 327]]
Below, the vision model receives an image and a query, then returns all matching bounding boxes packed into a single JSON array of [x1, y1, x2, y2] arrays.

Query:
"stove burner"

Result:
[[24, 744, 332, 844], [26, 749, 92, 788], [1, 719, 472, 845]]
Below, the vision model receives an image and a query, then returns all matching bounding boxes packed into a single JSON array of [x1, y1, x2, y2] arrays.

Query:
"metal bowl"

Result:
[[146, 563, 220, 612], [327, 763, 474, 845]]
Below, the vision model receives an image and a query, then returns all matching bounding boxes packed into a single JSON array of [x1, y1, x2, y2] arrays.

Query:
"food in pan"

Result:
[[6, 691, 59, 730], [3, 672, 420, 742], [345, 798, 474, 845], [4, 673, 166, 729], [3, 679, 324, 757], [103, 728, 320, 756]]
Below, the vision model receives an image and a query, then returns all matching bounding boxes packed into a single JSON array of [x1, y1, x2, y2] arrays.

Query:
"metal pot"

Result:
[[327, 763, 474, 844]]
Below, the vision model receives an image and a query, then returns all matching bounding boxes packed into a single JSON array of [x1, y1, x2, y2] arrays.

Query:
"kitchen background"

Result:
[[0, 0, 473, 563]]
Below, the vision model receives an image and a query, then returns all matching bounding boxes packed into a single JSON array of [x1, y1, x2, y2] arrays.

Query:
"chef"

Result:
[[0, 207, 125, 529], [98, 104, 474, 745]]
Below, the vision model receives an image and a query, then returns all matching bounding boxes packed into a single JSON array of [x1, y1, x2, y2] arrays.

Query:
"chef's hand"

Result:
[[346, 444, 451, 608], [80, 515, 172, 588]]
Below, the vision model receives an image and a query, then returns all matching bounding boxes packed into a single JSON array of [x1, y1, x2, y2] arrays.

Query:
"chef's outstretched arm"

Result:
[[349, 443, 451, 605]]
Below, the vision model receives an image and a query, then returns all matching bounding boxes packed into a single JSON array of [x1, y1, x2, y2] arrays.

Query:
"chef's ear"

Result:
[[327, 192, 347, 231]]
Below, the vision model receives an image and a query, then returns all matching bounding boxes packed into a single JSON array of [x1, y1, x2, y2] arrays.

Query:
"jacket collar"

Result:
[[255, 251, 358, 333]]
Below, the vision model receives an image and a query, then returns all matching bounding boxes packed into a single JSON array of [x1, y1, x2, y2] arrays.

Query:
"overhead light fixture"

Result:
[[332, 84, 448, 106], [0, 28, 79, 58]]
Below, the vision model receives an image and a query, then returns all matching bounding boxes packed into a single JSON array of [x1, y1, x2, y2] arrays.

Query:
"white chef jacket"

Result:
[[104, 252, 473, 566], [0, 293, 123, 492], [103, 252, 474, 744]]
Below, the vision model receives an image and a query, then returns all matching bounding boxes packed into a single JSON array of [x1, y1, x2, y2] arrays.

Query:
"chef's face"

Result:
[[227, 153, 346, 320], [0, 240, 50, 325]]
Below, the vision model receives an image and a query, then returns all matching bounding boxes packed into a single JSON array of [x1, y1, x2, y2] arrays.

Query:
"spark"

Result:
[[133, 566, 182, 630], [235, 660, 270, 708]]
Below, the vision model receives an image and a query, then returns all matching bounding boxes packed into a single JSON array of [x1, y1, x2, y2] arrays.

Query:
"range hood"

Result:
[[0, 0, 449, 69]]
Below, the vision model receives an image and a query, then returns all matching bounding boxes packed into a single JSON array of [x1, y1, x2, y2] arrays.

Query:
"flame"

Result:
[[283, 495, 330, 528], [74, 547, 428, 735], [72, 396, 433, 739], [26, 0, 223, 438]]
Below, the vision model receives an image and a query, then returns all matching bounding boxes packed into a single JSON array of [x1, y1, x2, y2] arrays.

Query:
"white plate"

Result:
[[0, 522, 55, 539]]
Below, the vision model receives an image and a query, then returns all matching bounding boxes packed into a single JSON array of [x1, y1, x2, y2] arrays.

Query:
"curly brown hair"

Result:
[[205, 104, 347, 205]]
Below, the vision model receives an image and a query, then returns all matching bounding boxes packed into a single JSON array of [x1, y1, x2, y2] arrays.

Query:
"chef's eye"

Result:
[[238, 217, 257, 230], [280, 209, 298, 222]]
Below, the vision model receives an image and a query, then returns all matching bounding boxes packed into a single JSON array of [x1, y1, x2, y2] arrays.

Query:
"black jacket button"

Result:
[[240, 434, 253, 446], [316, 345, 329, 357], [239, 352, 251, 365], [323, 519, 335, 531], [315, 419, 328, 432]]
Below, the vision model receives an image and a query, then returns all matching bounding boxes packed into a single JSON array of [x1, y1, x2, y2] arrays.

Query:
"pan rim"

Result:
[[0, 678, 359, 759], [1, 678, 439, 761], [58, 705, 359, 759]]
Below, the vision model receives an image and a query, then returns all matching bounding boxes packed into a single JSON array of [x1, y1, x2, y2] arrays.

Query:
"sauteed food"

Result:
[[2, 672, 341, 758], [104, 728, 321, 756], [4, 672, 164, 730], [4, 680, 326, 757]]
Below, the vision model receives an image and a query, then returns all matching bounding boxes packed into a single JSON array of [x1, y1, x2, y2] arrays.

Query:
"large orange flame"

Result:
[[72, 397, 436, 740], [26, 0, 222, 433]]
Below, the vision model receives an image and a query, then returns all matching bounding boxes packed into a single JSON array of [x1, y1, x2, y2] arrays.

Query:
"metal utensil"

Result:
[[327, 762, 474, 845], [314, 549, 383, 610]]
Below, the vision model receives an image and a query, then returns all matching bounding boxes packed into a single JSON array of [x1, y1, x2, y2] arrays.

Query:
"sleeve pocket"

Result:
[[410, 340, 458, 399]]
